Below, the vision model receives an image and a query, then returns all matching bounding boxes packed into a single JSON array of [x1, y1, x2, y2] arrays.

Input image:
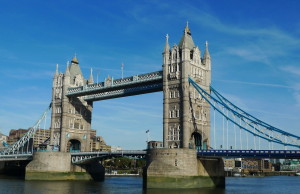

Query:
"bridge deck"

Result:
[[0, 154, 33, 161], [1, 149, 300, 163], [66, 71, 163, 101], [197, 150, 300, 159]]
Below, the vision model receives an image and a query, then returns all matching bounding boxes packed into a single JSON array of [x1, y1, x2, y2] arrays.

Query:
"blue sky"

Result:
[[0, 0, 299, 150]]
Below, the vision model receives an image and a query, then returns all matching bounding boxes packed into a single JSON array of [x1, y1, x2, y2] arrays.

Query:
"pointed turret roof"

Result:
[[178, 22, 195, 50], [68, 55, 84, 85], [88, 68, 94, 84], [164, 34, 170, 52], [203, 41, 210, 59], [55, 64, 59, 75], [71, 55, 79, 64], [65, 63, 70, 76]]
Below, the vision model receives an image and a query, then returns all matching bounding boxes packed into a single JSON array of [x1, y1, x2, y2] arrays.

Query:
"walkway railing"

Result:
[[66, 71, 163, 98], [71, 150, 146, 164], [197, 149, 300, 159]]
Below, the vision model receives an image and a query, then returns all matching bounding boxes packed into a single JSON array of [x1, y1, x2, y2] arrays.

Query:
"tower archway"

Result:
[[67, 139, 81, 152], [192, 132, 202, 151]]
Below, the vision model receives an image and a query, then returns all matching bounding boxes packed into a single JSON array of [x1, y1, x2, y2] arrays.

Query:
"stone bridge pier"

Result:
[[25, 152, 104, 181], [144, 149, 224, 188]]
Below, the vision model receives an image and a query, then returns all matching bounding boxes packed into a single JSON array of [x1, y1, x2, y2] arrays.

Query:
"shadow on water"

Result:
[[144, 188, 225, 194], [23, 180, 106, 194]]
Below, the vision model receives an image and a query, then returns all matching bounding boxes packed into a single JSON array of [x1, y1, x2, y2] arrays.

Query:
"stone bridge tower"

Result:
[[50, 56, 93, 152], [162, 24, 211, 149], [145, 24, 224, 189]]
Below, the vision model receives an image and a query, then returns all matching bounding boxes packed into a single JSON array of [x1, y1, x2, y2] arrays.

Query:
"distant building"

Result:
[[90, 129, 111, 151], [148, 141, 163, 149], [242, 159, 272, 173], [7, 128, 51, 149], [281, 159, 300, 171], [111, 146, 122, 152], [7, 129, 28, 145], [223, 158, 235, 171], [0, 133, 8, 150], [33, 129, 51, 148], [223, 158, 272, 173]]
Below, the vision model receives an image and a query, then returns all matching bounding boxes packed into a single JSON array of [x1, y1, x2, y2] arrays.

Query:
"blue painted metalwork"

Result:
[[188, 77, 300, 149], [66, 71, 163, 100], [71, 149, 300, 164], [71, 150, 146, 164], [197, 149, 300, 159], [0, 154, 33, 161], [0, 104, 52, 155]]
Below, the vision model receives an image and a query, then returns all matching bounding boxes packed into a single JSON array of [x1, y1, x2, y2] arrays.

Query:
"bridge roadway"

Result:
[[0, 154, 33, 161], [197, 149, 300, 159], [1, 149, 300, 163], [71, 150, 147, 164], [70, 149, 300, 164]]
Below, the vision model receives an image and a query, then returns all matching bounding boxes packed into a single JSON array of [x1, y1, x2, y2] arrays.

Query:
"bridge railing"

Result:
[[66, 71, 163, 96], [70, 150, 146, 164], [197, 149, 300, 159]]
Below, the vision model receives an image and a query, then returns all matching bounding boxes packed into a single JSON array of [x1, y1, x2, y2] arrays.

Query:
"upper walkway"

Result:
[[66, 71, 163, 101]]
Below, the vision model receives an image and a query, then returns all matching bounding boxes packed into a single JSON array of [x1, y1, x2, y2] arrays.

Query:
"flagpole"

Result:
[[121, 63, 124, 79], [146, 130, 150, 143]]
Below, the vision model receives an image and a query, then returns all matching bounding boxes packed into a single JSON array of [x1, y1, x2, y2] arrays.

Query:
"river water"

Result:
[[0, 175, 298, 194]]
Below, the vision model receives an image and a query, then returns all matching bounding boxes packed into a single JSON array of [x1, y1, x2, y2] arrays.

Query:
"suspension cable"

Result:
[[234, 115, 236, 149], [222, 107, 225, 149], [213, 103, 216, 149], [226, 110, 229, 149], [189, 77, 300, 148]]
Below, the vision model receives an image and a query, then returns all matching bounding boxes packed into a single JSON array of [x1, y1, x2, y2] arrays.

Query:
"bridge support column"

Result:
[[0, 162, 4, 174], [143, 148, 225, 189], [25, 152, 104, 181]]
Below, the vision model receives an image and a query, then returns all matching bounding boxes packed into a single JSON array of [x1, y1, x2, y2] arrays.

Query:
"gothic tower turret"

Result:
[[162, 24, 211, 149], [50, 56, 93, 152]]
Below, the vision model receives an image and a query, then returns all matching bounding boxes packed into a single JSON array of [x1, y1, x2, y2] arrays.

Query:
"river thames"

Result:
[[0, 175, 299, 194]]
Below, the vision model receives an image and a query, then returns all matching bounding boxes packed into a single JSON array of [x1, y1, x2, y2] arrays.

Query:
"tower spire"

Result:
[[55, 64, 59, 75], [179, 23, 194, 49], [164, 34, 170, 52], [71, 54, 79, 64], [65, 61, 70, 76], [88, 68, 94, 84], [204, 41, 210, 59]]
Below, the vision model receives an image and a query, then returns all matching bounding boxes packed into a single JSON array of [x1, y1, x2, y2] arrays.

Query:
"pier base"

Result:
[[143, 148, 225, 189], [25, 152, 104, 181], [0, 162, 4, 174]]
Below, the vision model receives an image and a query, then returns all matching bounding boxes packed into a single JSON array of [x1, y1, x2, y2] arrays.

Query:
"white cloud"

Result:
[[215, 79, 292, 89], [280, 66, 300, 76]]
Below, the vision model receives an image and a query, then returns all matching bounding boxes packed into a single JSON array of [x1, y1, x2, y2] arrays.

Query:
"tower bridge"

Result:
[[1, 24, 300, 189]]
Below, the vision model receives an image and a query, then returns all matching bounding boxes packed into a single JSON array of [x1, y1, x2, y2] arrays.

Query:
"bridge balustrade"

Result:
[[66, 71, 163, 97]]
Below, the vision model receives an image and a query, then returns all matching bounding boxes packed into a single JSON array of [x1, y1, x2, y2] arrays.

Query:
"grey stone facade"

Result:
[[49, 24, 211, 152], [162, 24, 211, 149], [50, 57, 93, 152]]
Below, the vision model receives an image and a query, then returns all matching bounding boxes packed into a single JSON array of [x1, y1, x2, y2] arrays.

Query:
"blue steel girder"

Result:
[[0, 154, 33, 161], [66, 71, 163, 101], [71, 150, 146, 164], [198, 150, 300, 159]]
